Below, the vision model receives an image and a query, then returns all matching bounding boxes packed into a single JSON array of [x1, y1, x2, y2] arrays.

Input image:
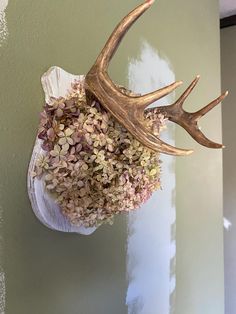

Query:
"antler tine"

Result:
[[150, 77, 228, 148], [175, 75, 200, 108], [136, 80, 183, 109], [85, 0, 195, 156], [193, 91, 228, 121], [87, 0, 182, 108], [91, 0, 155, 72]]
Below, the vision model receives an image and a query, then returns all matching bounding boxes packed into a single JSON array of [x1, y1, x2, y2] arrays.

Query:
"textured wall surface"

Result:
[[221, 25, 236, 314], [0, 0, 223, 313]]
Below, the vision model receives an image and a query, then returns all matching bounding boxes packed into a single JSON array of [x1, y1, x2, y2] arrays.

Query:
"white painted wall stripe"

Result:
[[126, 41, 176, 314], [0, 1, 8, 312], [0, 0, 9, 46]]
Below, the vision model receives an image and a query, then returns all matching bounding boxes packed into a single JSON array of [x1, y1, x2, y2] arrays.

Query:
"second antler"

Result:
[[85, 0, 227, 156]]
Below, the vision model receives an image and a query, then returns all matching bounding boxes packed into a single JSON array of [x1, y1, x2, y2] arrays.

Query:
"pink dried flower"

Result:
[[50, 144, 68, 163], [58, 127, 74, 146], [34, 78, 165, 228]]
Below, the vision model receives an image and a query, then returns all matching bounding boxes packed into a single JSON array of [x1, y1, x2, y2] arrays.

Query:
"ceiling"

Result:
[[220, 0, 236, 18]]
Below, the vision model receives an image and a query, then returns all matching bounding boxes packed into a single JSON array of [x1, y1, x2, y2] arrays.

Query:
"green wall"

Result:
[[221, 25, 236, 314], [0, 0, 223, 313]]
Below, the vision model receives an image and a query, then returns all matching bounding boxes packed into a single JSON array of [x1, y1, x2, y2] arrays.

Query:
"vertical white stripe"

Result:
[[126, 41, 176, 314], [0, 0, 9, 46], [0, 1, 8, 312], [0, 271, 5, 314], [0, 205, 5, 314]]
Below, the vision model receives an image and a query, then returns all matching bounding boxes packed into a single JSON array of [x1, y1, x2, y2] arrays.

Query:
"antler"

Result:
[[147, 76, 228, 149], [85, 0, 227, 156]]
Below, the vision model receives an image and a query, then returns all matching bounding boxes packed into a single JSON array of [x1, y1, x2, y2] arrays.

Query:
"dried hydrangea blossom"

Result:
[[33, 79, 167, 228]]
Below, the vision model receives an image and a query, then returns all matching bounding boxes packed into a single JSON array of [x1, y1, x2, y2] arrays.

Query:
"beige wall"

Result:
[[0, 0, 224, 313], [221, 25, 236, 314]]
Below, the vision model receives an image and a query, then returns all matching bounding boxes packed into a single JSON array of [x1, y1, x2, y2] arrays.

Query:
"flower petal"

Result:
[[65, 128, 74, 136], [59, 137, 67, 145], [62, 143, 69, 153]]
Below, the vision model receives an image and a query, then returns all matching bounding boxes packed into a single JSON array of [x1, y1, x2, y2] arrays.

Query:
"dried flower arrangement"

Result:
[[28, 0, 226, 234], [32, 79, 166, 228]]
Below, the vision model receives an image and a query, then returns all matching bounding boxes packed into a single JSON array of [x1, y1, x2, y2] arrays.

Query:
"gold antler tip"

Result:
[[225, 90, 229, 96], [187, 149, 194, 155], [145, 0, 155, 5], [196, 74, 201, 79]]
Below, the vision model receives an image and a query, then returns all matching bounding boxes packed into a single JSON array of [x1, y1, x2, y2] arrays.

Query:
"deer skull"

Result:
[[28, 0, 227, 235]]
